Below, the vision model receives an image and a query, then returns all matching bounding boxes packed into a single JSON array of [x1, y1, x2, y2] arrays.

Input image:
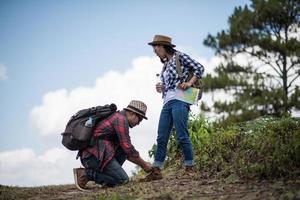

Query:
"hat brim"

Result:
[[148, 41, 176, 47], [124, 108, 148, 120]]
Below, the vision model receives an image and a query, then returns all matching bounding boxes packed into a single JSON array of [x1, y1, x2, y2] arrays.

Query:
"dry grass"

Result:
[[1, 171, 299, 200]]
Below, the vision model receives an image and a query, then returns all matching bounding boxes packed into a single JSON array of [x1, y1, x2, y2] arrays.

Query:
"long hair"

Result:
[[160, 45, 177, 63]]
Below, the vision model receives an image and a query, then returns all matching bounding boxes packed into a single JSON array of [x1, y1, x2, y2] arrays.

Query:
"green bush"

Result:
[[149, 115, 300, 179]]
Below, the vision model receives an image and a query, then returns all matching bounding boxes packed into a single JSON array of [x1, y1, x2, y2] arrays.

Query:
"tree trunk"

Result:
[[282, 27, 289, 113]]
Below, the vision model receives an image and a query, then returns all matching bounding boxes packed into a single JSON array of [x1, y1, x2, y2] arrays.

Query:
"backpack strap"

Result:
[[175, 52, 184, 82]]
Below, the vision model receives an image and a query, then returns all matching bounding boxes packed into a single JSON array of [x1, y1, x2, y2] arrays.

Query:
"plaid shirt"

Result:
[[160, 51, 205, 98], [81, 111, 140, 171]]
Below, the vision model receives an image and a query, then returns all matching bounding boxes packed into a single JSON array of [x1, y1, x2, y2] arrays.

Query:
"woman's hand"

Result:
[[178, 82, 192, 90], [156, 83, 164, 93]]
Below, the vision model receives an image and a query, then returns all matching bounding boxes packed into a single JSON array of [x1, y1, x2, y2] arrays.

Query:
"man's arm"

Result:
[[127, 156, 153, 173], [113, 114, 153, 172]]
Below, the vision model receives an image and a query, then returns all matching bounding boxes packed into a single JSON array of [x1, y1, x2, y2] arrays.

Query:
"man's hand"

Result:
[[142, 162, 153, 173], [127, 156, 153, 173]]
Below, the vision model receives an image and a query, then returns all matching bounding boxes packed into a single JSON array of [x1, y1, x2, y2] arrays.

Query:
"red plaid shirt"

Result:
[[81, 111, 140, 171]]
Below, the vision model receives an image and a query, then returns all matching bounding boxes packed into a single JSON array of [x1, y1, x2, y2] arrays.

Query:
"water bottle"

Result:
[[156, 73, 161, 84], [85, 117, 93, 128]]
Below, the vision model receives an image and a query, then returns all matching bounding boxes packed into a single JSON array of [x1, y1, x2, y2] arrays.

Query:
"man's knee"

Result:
[[118, 171, 129, 184], [118, 175, 129, 185]]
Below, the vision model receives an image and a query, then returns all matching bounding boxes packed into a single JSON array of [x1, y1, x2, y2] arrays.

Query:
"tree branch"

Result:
[[287, 74, 300, 89], [274, 55, 284, 74], [287, 71, 299, 78], [287, 61, 300, 72], [288, 86, 297, 94], [230, 47, 286, 85], [256, 55, 283, 77]]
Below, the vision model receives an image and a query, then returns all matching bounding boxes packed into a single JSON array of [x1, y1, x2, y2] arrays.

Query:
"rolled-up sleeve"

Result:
[[180, 53, 204, 79], [113, 116, 140, 158]]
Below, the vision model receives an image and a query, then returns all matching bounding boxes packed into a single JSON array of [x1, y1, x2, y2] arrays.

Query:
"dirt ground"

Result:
[[1, 174, 299, 200]]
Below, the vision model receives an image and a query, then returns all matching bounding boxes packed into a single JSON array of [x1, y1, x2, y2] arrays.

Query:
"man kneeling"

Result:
[[73, 100, 153, 190]]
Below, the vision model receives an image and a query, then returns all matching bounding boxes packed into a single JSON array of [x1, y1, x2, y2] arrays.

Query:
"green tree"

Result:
[[203, 0, 300, 124]]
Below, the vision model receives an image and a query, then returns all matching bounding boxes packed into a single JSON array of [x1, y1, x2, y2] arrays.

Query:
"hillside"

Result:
[[1, 174, 299, 200]]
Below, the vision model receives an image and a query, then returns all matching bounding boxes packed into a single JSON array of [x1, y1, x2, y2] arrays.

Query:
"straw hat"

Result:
[[148, 35, 176, 47], [124, 100, 148, 120]]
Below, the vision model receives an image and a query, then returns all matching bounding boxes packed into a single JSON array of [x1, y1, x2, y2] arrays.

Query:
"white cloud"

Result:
[[0, 148, 79, 186], [30, 56, 164, 137], [0, 64, 8, 80], [0, 147, 154, 186]]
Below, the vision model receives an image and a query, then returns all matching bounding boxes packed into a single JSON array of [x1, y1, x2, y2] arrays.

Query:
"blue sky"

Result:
[[0, 0, 250, 186]]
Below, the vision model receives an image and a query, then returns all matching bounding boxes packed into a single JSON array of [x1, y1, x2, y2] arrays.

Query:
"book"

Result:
[[175, 87, 200, 105]]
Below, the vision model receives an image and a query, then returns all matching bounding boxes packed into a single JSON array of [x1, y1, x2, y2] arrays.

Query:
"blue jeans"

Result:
[[154, 99, 194, 168], [81, 148, 129, 187]]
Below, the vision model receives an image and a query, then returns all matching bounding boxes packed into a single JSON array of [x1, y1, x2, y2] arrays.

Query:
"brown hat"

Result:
[[124, 100, 148, 120], [148, 35, 176, 47]]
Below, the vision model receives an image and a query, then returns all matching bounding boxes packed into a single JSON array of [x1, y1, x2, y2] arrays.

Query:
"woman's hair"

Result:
[[164, 45, 176, 55], [160, 45, 177, 63]]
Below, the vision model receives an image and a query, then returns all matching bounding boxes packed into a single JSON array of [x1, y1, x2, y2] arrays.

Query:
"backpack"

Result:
[[61, 103, 117, 151], [175, 52, 204, 100]]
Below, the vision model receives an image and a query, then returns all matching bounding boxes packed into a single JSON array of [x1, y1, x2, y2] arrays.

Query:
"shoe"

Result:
[[73, 168, 89, 191], [142, 167, 163, 182], [182, 166, 196, 177], [185, 166, 194, 172]]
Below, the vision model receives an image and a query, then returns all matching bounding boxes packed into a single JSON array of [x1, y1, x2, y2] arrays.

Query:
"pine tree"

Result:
[[203, 0, 300, 124]]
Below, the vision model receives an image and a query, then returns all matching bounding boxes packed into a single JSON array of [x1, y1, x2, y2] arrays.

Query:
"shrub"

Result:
[[149, 115, 300, 179]]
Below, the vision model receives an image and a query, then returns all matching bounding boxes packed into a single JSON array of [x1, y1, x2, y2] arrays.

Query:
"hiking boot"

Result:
[[185, 166, 194, 172], [142, 167, 163, 182], [182, 166, 196, 177], [73, 168, 89, 191]]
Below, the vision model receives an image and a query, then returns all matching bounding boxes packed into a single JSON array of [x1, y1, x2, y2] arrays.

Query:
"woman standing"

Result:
[[145, 35, 204, 181]]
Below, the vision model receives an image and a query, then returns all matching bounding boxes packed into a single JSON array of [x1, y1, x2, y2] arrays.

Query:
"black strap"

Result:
[[76, 151, 81, 160]]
